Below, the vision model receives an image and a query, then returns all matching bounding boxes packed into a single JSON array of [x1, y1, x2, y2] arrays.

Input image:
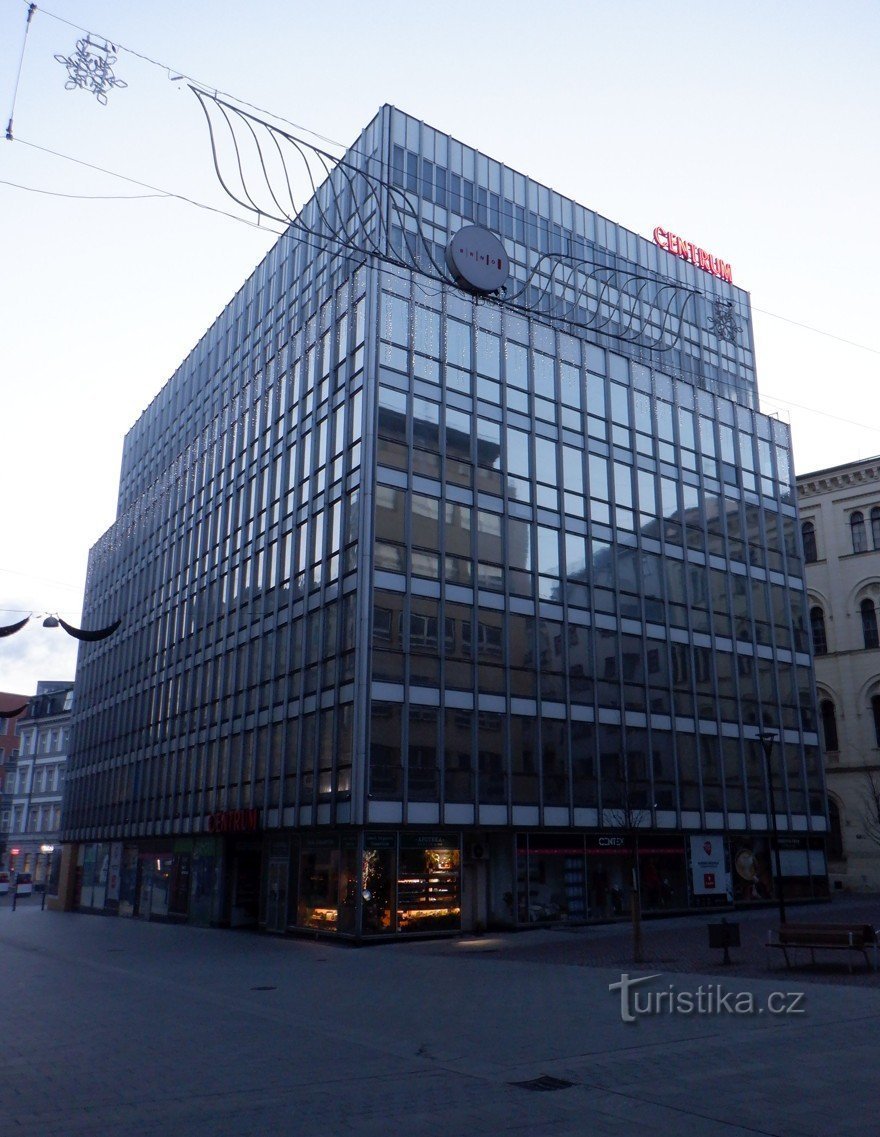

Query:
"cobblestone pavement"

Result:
[[402, 894, 880, 988], [2, 894, 879, 1137]]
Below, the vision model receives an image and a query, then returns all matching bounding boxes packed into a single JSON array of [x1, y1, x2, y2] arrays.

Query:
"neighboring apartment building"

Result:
[[798, 457, 880, 890], [0, 690, 29, 865], [63, 105, 825, 938], [4, 682, 73, 889]]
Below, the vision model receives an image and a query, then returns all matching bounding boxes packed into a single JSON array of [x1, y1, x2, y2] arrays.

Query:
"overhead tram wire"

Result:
[[0, 178, 167, 200], [751, 306, 880, 358], [758, 393, 880, 436], [15, 135, 299, 244]]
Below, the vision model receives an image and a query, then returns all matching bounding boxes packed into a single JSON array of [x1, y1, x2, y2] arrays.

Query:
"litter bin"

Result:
[[708, 918, 740, 964]]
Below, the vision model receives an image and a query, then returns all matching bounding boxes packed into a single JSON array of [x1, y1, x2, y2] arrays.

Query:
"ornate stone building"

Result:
[[798, 456, 880, 890]]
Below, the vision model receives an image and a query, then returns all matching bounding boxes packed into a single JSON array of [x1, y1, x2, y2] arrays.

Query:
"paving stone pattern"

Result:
[[1, 894, 879, 1136]]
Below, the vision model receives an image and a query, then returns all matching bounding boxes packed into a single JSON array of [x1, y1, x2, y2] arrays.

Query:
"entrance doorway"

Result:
[[230, 848, 261, 927], [265, 858, 289, 932]]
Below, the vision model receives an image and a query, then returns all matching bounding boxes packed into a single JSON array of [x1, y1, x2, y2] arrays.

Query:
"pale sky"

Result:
[[1, 0, 878, 694]]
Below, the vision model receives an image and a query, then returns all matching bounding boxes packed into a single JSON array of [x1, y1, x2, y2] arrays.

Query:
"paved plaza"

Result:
[[2, 896, 879, 1136]]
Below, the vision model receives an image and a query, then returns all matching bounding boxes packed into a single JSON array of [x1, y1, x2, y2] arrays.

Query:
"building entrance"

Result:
[[265, 857, 289, 932], [230, 846, 261, 927]]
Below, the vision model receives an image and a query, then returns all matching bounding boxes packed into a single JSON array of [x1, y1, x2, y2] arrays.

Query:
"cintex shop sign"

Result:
[[445, 226, 509, 294], [653, 226, 732, 284]]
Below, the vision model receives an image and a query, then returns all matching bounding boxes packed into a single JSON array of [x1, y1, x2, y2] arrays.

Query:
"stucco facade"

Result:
[[798, 456, 880, 890]]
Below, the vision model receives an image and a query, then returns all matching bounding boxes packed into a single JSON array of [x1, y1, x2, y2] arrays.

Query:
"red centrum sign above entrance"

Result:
[[653, 226, 732, 284], [206, 808, 260, 834]]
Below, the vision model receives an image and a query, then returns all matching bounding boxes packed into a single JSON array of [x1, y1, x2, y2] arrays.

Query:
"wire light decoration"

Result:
[[191, 89, 706, 353], [0, 614, 121, 641], [708, 299, 741, 343], [55, 36, 127, 105]]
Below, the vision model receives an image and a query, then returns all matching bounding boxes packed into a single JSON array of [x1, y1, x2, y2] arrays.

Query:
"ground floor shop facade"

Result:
[[67, 823, 829, 937]]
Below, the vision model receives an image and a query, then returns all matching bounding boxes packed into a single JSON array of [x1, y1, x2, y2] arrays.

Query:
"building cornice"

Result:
[[797, 459, 880, 500]]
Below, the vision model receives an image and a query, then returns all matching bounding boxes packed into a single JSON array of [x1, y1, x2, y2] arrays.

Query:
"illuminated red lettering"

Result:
[[653, 226, 733, 283]]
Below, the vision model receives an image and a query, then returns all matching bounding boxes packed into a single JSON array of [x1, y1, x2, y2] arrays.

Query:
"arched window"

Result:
[[827, 799, 844, 861], [801, 520, 817, 563], [851, 511, 867, 553], [861, 599, 879, 649], [820, 698, 839, 752], [872, 507, 880, 550], [810, 606, 828, 655], [872, 695, 880, 748]]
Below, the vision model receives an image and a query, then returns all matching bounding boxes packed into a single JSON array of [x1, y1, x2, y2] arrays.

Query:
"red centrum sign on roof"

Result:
[[653, 226, 732, 284]]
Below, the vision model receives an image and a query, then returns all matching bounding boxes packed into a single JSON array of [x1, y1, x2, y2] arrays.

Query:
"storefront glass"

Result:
[[90, 844, 110, 909], [230, 843, 261, 927], [636, 840, 687, 910], [297, 838, 340, 930], [730, 836, 775, 903], [168, 848, 192, 917], [362, 833, 395, 935], [397, 835, 460, 932], [118, 845, 139, 916], [79, 843, 96, 908], [190, 838, 221, 925], [515, 833, 689, 923], [148, 853, 173, 917], [517, 835, 587, 923], [337, 835, 359, 934]]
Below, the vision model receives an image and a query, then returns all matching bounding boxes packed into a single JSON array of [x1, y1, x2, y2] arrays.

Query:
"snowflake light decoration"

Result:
[[708, 299, 740, 343], [55, 36, 127, 105]]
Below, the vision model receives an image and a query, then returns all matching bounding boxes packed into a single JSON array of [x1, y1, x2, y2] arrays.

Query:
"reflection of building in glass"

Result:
[[64, 106, 827, 937]]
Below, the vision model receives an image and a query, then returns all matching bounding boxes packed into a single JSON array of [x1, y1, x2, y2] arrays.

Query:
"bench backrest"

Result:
[[777, 923, 877, 947]]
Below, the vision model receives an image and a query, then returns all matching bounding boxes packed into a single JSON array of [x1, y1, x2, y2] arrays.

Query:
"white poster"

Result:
[[690, 835, 727, 895], [106, 841, 123, 902]]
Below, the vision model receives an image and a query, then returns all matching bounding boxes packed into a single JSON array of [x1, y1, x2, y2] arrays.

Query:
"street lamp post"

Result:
[[40, 843, 55, 910], [759, 731, 787, 925]]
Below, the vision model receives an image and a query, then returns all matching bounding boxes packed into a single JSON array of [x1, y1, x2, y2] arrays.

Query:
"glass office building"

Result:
[[63, 106, 827, 935]]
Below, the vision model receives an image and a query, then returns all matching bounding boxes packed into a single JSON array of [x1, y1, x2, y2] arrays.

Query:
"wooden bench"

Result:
[[767, 923, 879, 972]]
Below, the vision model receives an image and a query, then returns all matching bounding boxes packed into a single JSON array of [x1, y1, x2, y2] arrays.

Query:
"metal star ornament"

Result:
[[55, 36, 127, 105]]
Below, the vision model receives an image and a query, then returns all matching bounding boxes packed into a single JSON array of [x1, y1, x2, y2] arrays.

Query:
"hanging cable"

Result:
[[5, 2, 36, 141], [7, 0, 879, 363], [752, 305, 880, 357], [19, 0, 347, 151], [0, 177, 167, 199]]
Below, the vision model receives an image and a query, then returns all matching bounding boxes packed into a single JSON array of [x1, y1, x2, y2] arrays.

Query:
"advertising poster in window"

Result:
[[731, 837, 774, 902], [106, 841, 123, 902], [689, 835, 728, 896]]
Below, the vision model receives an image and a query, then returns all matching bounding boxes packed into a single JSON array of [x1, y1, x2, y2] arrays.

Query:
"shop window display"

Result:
[[517, 839, 587, 923], [297, 840, 340, 930], [396, 838, 460, 931], [362, 835, 395, 935]]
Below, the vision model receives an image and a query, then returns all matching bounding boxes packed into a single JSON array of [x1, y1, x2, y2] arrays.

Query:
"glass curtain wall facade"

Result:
[[64, 106, 827, 936]]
